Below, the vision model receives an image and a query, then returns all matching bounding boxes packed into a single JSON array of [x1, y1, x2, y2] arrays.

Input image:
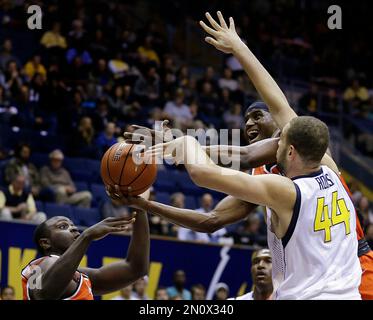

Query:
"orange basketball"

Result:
[[100, 142, 157, 196]]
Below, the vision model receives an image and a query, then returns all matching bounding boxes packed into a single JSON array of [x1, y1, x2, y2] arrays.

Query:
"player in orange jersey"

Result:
[[22, 191, 150, 300]]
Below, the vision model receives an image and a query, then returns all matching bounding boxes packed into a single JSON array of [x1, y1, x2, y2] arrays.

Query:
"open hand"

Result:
[[199, 11, 242, 54], [84, 215, 136, 241]]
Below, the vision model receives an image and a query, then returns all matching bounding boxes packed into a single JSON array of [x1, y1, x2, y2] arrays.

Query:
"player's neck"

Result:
[[286, 163, 321, 180], [253, 285, 273, 300]]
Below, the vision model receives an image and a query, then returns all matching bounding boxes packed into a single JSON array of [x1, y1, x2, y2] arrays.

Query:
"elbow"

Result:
[[200, 214, 223, 233]]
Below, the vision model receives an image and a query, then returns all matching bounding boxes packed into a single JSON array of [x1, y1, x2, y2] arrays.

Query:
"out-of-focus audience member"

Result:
[[0, 286, 16, 300], [214, 282, 230, 300], [191, 284, 206, 300], [155, 286, 169, 300], [95, 122, 117, 156], [111, 284, 138, 300], [167, 270, 191, 300], [40, 149, 92, 207], [5, 143, 42, 198], [0, 174, 46, 223], [132, 277, 149, 300]]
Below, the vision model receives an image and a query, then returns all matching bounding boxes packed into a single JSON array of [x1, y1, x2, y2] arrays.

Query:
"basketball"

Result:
[[100, 142, 157, 196]]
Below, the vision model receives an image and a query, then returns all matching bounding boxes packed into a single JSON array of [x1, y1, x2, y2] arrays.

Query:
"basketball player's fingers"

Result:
[[131, 125, 155, 136], [109, 226, 129, 233], [205, 12, 222, 30], [205, 37, 220, 48], [199, 21, 219, 37], [229, 17, 236, 31], [161, 119, 170, 128], [123, 132, 147, 142], [217, 11, 228, 29], [109, 218, 136, 227]]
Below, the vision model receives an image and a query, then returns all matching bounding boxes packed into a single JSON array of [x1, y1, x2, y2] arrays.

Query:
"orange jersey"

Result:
[[22, 255, 94, 300], [253, 164, 373, 300]]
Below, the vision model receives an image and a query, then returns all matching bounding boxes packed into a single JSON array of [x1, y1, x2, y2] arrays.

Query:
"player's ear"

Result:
[[288, 145, 295, 158], [39, 238, 51, 252]]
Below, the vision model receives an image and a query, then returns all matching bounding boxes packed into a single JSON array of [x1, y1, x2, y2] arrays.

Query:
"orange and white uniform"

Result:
[[22, 255, 94, 300], [252, 164, 373, 300]]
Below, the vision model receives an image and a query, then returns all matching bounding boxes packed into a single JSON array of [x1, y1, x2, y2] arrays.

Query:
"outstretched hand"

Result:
[[199, 11, 242, 54], [123, 120, 173, 146], [105, 185, 149, 211], [84, 215, 136, 241]]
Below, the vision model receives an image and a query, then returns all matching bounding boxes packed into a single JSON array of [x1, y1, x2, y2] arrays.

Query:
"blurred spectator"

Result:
[[196, 193, 227, 243], [101, 200, 130, 219], [299, 83, 319, 115], [167, 270, 191, 300], [366, 224, 373, 249], [223, 104, 244, 129], [4, 60, 23, 96], [197, 66, 218, 93], [322, 88, 339, 113], [230, 213, 267, 247], [358, 196, 373, 226], [40, 22, 67, 49], [137, 35, 160, 65], [5, 143, 42, 198], [95, 122, 117, 156], [70, 117, 99, 159], [175, 192, 209, 243], [191, 284, 206, 300], [0, 39, 20, 70], [108, 52, 129, 80], [0, 174, 46, 223], [164, 88, 193, 129], [0, 286, 15, 300], [134, 66, 160, 104], [218, 67, 238, 92], [111, 284, 138, 300], [23, 55, 47, 82], [132, 277, 149, 300], [155, 286, 169, 300], [214, 282, 230, 300], [40, 150, 92, 208], [343, 79, 369, 113]]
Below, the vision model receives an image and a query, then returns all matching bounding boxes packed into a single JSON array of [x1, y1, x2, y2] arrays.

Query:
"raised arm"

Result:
[[81, 209, 150, 295], [31, 217, 134, 300], [200, 11, 297, 130], [200, 11, 339, 174]]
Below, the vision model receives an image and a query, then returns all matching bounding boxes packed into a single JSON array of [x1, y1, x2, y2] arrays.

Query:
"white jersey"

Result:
[[267, 165, 361, 300], [227, 291, 254, 300]]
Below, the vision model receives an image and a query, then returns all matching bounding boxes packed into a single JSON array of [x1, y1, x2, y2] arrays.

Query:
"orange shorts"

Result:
[[359, 250, 373, 300]]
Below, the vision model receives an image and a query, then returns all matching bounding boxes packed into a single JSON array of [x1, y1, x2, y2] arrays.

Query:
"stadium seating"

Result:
[[44, 203, 74, 221], [73, 207, 101, 227]]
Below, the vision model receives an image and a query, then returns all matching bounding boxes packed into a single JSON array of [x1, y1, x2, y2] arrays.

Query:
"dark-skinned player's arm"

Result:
[[147, 136, 296, 216], [203, 137, 279, 170], [79, 189, 150, 296], [113, 194, 257, 234], [123, 121, 279, 171], [199, 11, 339, 174], [30, 216, 135, 300]]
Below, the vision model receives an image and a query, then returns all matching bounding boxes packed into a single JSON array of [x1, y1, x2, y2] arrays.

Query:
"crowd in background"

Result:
[[0, 0, 372, 261]]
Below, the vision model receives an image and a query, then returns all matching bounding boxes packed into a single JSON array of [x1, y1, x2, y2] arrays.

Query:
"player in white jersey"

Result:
[[146, 115, 362, 299]]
